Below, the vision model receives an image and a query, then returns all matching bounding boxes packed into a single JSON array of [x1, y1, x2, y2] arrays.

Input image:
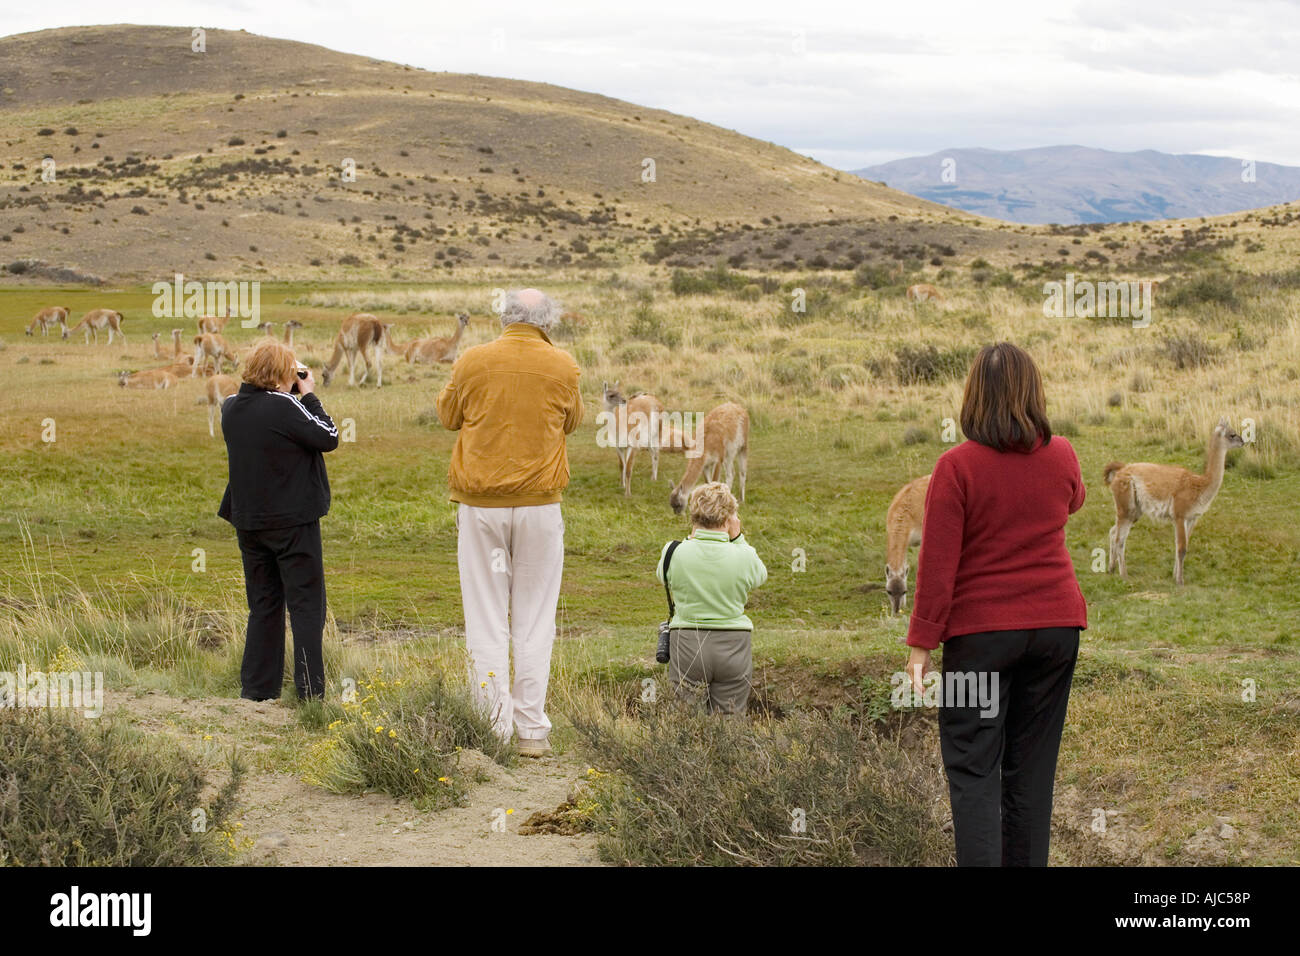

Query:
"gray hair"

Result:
[[499, 289, 560, 332]]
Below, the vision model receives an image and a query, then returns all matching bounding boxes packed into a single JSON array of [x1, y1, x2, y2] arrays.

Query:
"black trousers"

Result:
[[235, 520, 327, 700], [938, 626, 1080, 867]]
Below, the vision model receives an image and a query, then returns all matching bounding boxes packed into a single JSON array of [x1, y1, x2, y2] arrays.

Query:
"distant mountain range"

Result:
[[853, 146, 1300, 224]]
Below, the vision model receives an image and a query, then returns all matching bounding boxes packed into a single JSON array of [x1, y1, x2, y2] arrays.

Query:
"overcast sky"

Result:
[[6, 0, 1300, 169]]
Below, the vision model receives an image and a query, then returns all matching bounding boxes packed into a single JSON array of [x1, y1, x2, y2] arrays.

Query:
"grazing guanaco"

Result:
[[192, 333, 237, 377], [669, 402, 749, 513], [205, 374, 240, 437], [403, 312, 469, 365], [1105, 418, 1245, 585], [65, 309, 126, 345], [884, 474, 930, 615], [322, 313, 394, 387], [118, 368, 177, 390], [26, 306, 70, 337], [905, 284, 944, 303], [283, 320, 303, 348]]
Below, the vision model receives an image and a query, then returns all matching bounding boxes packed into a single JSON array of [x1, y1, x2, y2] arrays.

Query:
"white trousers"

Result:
[[456, 502, 564, 741]]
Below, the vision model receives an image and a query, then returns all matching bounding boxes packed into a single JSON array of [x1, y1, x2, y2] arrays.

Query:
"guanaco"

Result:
[[905, 284, 944, 303], [192, 332, 237, 377], [603, 381, 667, 496], [118, 368, 177, 390], [403, 312, 469, 365], [66, 309, 126, 345], [669, 402, 749, 513], [205, 374, 241, 437], [1104, 418, 1245, 585], [26, 306, 70, 337], [322, 313, 393, 387], [884, 474, 930, 615]]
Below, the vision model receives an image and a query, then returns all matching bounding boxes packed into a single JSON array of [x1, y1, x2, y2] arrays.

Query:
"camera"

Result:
[[656, 620, 671, 664], [289, 363, 309, 394]]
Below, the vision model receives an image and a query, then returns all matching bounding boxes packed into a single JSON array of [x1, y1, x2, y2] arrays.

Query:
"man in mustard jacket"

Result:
[[436, 289, 583, 757]]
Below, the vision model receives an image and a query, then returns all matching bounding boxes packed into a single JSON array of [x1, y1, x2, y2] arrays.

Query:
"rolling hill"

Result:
[[854, 145, 1300, 225], [0, 24, 1012, 283]]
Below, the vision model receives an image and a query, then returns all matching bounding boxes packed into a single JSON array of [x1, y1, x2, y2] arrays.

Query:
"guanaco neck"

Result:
[[1201, 433, 1228, 499]]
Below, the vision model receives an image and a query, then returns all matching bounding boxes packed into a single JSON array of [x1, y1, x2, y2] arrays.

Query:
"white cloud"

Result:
[[4, 0, 1299, 167]]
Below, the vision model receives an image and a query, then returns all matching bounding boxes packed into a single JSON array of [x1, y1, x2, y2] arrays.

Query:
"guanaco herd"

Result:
[[25, 301, 1241, 598]]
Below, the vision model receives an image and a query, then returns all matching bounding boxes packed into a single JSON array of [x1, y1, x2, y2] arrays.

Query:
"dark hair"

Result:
[[959, 342, 1052, 452]]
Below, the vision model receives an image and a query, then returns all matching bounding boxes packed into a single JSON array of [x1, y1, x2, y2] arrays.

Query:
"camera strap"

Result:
[[661, 539, 682, 618]]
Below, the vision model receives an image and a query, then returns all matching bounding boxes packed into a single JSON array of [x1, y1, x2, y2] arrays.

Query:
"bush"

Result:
[[569, 704, 950, 866], [770, 357, 813, 388], [1162, 333, 1220, 370], [628, 304, 681, 346], [853, 263, 898, 290], [0, 709, 244, 865], [823, 363, 864, 390], [893, 344, 977, 385], [300, 669, 514, 811], [1165, 272, 1239, 308]]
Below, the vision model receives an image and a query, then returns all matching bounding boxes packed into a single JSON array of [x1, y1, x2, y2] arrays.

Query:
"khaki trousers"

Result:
[[668, 627, 753, 714], [456, 502, 564, 741]]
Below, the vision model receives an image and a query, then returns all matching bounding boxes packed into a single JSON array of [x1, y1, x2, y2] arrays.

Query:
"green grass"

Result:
[[1, 272, 1297, 864]]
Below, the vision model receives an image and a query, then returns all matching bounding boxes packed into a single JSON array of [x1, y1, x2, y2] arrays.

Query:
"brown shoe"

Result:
[[517, 736, 552, 758]]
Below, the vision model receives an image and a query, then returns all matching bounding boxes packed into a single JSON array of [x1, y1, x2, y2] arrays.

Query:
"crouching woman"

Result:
[[656, 482, 767, 714]]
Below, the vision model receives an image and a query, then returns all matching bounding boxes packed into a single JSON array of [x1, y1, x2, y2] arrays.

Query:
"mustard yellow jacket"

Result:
[[436, 322, 584, 507]]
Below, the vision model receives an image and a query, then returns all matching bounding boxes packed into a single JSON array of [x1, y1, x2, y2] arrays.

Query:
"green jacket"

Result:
[[656, 530, 768, 630]]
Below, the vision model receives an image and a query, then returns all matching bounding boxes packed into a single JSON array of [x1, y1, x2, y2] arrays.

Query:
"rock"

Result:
[[1218, 824, 1235, 840]]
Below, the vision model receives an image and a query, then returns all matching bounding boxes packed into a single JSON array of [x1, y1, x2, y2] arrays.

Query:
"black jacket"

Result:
[[218, 383, 339, 530]]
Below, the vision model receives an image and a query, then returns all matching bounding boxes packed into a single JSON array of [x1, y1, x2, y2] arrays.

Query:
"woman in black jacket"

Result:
[[218, 339, 339, 701]]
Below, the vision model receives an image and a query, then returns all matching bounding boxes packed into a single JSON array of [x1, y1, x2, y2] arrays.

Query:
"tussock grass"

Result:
[[567, 698, 951, 866], [0, 708, 245, 866], [299, 668, 514, 810]]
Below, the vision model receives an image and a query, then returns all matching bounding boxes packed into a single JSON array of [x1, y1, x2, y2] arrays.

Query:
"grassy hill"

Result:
[[0, 23, 1008, 282]]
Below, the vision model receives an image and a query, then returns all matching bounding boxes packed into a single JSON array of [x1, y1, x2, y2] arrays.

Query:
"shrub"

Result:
[[628, 305, 681, 346], [823, 364, 864, 390], [770, 357, 813, 388], [0, 709, 244, 865], [901, 425, 931, 445], [1161, 333, 1220, 370], [301, 669, 513, 811], [893, 344, 977, 385], [568, 704, 951, 866], [1165, 272, 1239, 308], [853, 263, 898, 290]]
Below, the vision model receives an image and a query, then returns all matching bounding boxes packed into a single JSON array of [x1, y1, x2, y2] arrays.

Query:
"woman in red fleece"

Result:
[[906, 342, 1087, 867]]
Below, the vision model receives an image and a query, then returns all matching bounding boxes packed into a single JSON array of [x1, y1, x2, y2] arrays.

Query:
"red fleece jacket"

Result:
[[906, 435, 1088, 650]]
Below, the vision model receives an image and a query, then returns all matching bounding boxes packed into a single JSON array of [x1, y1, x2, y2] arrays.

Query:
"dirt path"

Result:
[[103, 690, 604, 866]]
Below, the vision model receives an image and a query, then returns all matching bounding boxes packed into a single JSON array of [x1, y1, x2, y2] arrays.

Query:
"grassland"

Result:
[[1, 259, 1297, 865]]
